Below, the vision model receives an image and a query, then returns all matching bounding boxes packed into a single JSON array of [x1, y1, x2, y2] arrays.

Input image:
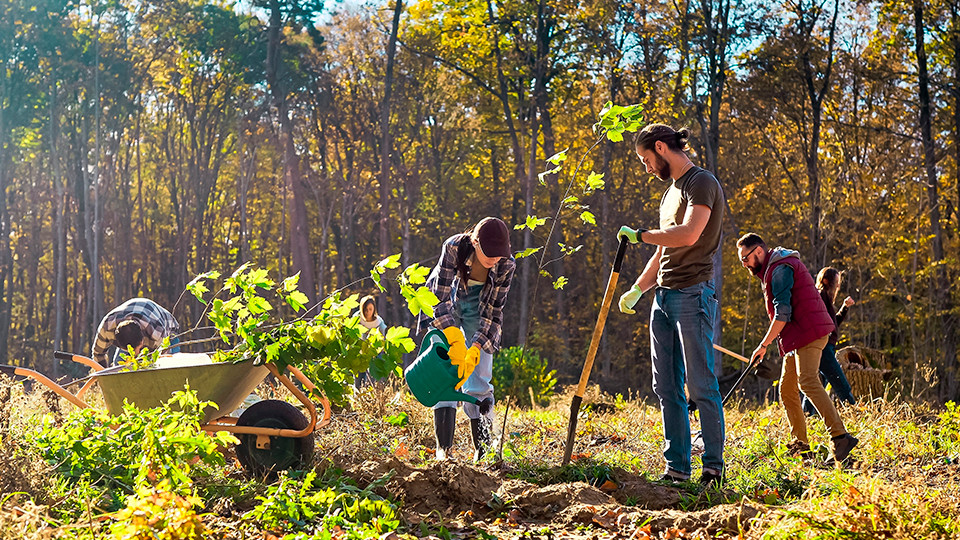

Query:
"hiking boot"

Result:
[[831, 433, 858, 464], [786, 439, 813, 459], [698, 467, 723, 488], [656, 470, 689, 484]]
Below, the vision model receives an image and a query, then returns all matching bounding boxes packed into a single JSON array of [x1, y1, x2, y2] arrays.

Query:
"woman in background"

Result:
[[357, 295, 387, 337], [803, 267, 857, 414]]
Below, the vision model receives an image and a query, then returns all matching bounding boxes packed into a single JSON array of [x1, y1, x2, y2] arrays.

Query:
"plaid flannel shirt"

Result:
[[421, 234, 516, 354], [92, 298, 180, 364]]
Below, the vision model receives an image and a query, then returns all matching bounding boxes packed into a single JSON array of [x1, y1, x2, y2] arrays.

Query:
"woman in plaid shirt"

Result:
[[419, 217, 516, 461]]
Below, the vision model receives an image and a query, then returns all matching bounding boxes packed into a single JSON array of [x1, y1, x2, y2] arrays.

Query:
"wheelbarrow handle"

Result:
[[54, 351, 105, 372], [0, 364, 90, 410]]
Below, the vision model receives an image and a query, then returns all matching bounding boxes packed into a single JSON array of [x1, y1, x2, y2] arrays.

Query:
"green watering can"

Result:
[[405, 328, 491, 414]]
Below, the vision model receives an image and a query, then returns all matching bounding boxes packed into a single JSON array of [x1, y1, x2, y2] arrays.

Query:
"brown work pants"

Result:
[[780, 335, 847, 443]]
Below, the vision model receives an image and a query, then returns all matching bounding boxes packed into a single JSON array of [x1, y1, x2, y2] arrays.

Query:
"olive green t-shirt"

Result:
[[657, 166, 725, 289]]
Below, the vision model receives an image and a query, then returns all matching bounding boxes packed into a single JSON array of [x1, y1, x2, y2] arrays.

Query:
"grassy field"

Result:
[[1, 377, 959, 539]]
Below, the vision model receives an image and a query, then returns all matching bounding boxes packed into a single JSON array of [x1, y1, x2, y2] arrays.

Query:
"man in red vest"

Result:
[[737, 233, 858, 465]]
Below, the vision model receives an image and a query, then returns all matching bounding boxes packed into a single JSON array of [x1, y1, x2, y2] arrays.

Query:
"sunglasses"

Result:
[[739, 245, 760, 262]]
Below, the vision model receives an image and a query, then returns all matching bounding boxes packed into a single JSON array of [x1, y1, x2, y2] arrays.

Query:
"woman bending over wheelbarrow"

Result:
[[417, 217, 515, 461]]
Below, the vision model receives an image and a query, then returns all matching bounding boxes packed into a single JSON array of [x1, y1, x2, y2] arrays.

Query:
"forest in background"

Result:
[[0, 0, 957, 403]]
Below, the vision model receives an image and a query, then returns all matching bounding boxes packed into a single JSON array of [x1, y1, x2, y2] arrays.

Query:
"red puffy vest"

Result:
[[761, 251, 835, 355]]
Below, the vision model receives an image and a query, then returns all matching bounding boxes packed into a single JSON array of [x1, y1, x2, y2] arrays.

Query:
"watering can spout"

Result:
[[405, 328, 489, 413]]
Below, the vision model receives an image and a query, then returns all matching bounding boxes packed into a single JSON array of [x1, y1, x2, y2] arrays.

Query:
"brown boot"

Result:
[[831, 433, 858, 464]]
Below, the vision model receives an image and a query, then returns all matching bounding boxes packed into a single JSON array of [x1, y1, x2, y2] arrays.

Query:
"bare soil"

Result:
[[327, 447, 763, 538]]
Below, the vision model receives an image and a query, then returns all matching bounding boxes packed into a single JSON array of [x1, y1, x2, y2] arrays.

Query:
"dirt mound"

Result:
[[609, 469, 684, 509], [327, 448, 765, 536], [627, 501, 766, 536], [506, 482, 616, 519], [333, 452, 501, 518], [551, 501, 765, 536]]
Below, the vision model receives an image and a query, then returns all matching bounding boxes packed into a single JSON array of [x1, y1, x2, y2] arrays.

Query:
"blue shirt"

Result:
[[770, 265, 794, 322]]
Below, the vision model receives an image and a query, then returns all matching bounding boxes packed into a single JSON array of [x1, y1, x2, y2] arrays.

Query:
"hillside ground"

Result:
[[1, 377, 959, 539]]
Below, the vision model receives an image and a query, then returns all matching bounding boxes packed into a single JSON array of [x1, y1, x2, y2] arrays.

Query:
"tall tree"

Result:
[[913, 0, 956, 400], [379, 0, 403, 322], [263, 0, 324, 308]]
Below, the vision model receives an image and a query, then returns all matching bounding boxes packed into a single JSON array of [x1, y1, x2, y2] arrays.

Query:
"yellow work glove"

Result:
[[618, 284, 643, 314], [454, 344, 481, 389], [442, 326, 467, 365]]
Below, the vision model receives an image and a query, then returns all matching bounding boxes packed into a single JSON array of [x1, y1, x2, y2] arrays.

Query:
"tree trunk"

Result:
[[533, 2, 568, 361], [380, 0, 403, 323], [693, 0, 732, 367], [798, 0, 839, 269], [0, 76, 10, 364], [954, 4, 960, 234], [90, 21, 103, 330], [267, 1, 316, 307], [914, 0, 956, 400], [51, 79, 67, 375], [487, 0, 529, 345]]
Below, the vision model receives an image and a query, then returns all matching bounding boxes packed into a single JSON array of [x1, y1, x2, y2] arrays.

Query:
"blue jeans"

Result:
[[650, 280, 724, 476], [802, 343, 855, 414]]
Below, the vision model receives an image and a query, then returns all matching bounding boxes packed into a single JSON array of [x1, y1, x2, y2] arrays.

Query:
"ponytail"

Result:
[[635, 124, 690, 152]]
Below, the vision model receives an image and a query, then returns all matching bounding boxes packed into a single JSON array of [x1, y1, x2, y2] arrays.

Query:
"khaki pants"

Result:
[[780, 335, 846, 443]]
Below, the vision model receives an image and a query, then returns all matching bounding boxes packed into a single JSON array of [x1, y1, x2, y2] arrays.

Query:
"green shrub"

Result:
[[492, 346, 557, 408], [27, 387, 236, 516], [109, 481, 207, 540], [246, 468, 400, 537]]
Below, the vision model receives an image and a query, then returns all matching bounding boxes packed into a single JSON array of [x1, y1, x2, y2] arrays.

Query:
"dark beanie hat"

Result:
[[475, 217, 511, 258]]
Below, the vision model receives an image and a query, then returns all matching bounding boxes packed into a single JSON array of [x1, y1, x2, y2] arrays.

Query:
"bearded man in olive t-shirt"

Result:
[[615, 124, 726, 487]]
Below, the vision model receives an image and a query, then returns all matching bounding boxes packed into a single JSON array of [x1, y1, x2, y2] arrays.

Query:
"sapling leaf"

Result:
[[515, 247, 543, 259], [285, 291, 309, 312], [264, 342, 281, 362], [580, 211, 597, 225], [248, 268, 274, 289], [386, 326, 416, 353], [186, 271, 218, 303], [371, 270, 385, 292], [553, 276, 568, 290], [247, 296, 273, 315], [586, 171, 605, 191], [222, 296, 242, 312], [405, 264, 431, 285], [186, 279, 209, 303], [375, 254, 402, 271], [546, 149, 568, 165], [281, 273, 300, 293], [538, 165, 562, 185], [515, 215, 548, 231], [407, 286, 440, 317], [230, 262, 252, 280]]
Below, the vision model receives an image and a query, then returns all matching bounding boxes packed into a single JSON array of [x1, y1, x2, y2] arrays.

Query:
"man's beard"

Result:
[[651, 150, 671, 181], [748, 260, 763, 277]]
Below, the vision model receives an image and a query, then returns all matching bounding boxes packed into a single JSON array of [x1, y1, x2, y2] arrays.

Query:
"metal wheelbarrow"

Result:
[[0, 351, 331, 477]]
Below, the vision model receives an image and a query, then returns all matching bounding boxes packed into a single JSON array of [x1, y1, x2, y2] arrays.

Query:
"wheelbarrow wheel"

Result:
[[235, 399, 314, 478]]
